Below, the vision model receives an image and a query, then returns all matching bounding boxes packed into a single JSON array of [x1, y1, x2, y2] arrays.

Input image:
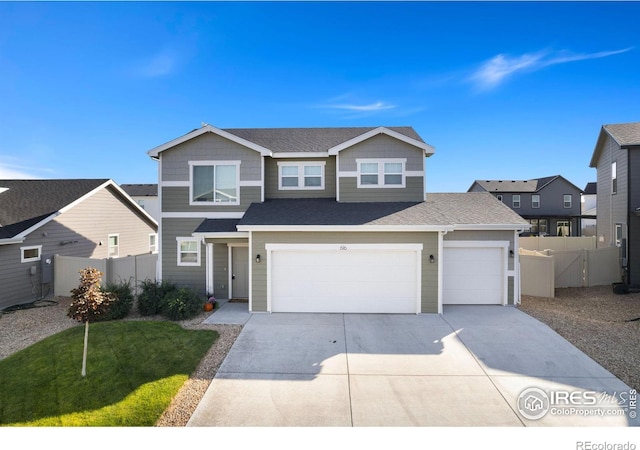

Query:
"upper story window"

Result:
[[612, 161, 617, 195], [357, 159, 406, 188], [512, 194, 521, 208], [532, 194, 540, 208], [177, 237, 200, 266], [563, 194, 572, 208], [190, 161, 240, 205], [278, 162, 325, 190]]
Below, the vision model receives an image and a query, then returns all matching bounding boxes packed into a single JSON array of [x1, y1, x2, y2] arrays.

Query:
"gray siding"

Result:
[[444, 230, 517, 305], [338, 134, 425, 203], [250, 231, 439, 313], [339, 177, 425, 202], [161, 133, 262, 182], [161, 218, 207, 294], [627, 148, 640, 285], [596, 134, 628, 248], [0, 186, 157, 310], [161, 186, 261, 213], [264, 157, 336, 199]]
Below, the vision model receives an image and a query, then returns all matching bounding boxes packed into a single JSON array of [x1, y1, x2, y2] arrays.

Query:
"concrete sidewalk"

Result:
[[188, 306, 638, 427]]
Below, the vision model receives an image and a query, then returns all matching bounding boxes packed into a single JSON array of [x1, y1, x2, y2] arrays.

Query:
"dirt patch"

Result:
[[518, 285, 640, 392]]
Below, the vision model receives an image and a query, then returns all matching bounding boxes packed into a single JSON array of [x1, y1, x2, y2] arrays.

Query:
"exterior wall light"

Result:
[[429, 254, 435, 263], [256, 254, 261, 263]]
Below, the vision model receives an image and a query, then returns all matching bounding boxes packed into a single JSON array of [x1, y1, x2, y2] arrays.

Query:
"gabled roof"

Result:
[[583, 182, 597, 195], [147, 125, 434, 158], [120, 183, 158, 197], [590, 122, 640, 167], [236, 193, 528, 230], [0, 179, 157, 243], [469, 175, 581, 194]]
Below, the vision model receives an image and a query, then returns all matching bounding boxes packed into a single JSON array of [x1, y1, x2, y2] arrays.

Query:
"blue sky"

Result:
[[0, 1, 638, 193]]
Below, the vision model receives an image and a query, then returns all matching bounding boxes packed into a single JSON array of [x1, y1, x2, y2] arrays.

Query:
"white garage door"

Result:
[[268, 244, 421, 313], [442, 243, 506, 305]]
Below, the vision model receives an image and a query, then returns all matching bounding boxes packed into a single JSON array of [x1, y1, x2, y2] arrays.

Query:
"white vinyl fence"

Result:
[[519, 236, 597, 251], [519, 246, 621, 298], [54, 253, 157, 297]]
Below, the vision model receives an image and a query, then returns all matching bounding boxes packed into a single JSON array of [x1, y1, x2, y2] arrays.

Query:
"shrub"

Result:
[[99, 279, 134, 321], [137, 280, 177, 316], [161, 287, 202, 321]]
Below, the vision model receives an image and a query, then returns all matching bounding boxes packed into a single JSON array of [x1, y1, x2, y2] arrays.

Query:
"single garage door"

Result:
[[268, 243, 422, 313], [442, 242, 506, 305]]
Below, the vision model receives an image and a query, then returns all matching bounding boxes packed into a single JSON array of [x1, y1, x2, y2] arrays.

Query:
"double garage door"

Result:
[[267, 241, 507, 313]]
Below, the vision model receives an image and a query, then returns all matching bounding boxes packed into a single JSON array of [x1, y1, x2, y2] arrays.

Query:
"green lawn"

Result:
[[0, 320, 218, 426]]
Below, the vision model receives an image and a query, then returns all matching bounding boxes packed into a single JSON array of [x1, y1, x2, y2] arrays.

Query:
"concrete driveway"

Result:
[[188, 306, 638, 427]]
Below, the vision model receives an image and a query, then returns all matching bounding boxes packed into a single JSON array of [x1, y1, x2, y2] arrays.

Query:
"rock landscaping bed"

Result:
[[518, 285, 640, 392]]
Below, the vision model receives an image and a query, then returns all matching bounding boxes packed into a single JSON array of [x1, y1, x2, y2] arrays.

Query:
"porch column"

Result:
[[205, 243, 214, 295]]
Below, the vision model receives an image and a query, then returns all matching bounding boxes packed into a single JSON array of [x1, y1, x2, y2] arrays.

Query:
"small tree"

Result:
[[67, 267, 114, 377]]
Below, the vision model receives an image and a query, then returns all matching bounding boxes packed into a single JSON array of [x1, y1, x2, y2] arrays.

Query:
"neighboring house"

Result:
[[148, 125, 529, 314], [581, 182, 597, 237], [0, 179, 158, 310], [468, 175, 583, 237], [589, 121, 640, 286], [121, 184, 160, 222]]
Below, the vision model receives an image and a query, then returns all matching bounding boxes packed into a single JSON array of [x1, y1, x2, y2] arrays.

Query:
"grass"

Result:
[[0, 320, 218, 426]]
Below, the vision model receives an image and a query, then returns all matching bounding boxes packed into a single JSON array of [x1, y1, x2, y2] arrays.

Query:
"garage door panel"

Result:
[[270, 246, 419, 313], [443, 245, 505, 305]]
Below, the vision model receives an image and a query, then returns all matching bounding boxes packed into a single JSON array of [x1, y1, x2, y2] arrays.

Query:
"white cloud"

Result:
[[130, 49, 180, 78], [0, 156, 54, 179], [470, 47, 633, 91], [326, 101, 396, 112]]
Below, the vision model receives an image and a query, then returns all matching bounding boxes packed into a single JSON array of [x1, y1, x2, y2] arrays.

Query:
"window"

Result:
[[563, 194, 572, 208], [278, 162, 325, 190], [108, 234, 119, 258], [557, 220, 571, 237], [357, 159, 406, 188], [177, 237, 200, 266], [528, 219, 548, 236], [190, 161, 239, 205], [21, 245, 42, 263], [137, 199, 145, 209], [512, 194, 521, 208], [615, 224, 623, 247], [149, 234, 158, 254], [612, 161, 617, 195], [532, 194, 540, 209]]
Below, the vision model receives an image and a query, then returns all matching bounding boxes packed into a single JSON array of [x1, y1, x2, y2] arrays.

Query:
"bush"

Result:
[[99, 279, 134, 321], [137, 280, 177, 316], [161, 287, 202, 321]]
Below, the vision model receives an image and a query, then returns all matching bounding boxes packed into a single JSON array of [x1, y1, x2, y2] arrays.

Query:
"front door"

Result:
[[231, 246, 249, 299]]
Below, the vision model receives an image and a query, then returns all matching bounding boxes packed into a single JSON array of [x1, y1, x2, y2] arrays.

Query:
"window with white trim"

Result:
[[357, 159, 406, 188], [512, 194, 521, 208], [149, 233, 158, 254], [177, 237, 201, 266], [532, 194, 540, 209], [612, 161, 617, 195], [21, 245, 42, 263], [278, 162, 325, 190], [108, 234, 119, 258], [563, 194, 572, 208], [190, 161, 239, 205]]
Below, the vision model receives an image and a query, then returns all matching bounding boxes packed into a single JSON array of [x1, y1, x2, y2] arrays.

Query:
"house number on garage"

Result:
[[339, 245, 348, 250]]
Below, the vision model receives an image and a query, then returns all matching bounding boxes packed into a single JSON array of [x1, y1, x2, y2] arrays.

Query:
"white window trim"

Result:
[[149, 233, 158, 254], [512, 194, 521, 208], [21, 245, 42, 263], [356, 158, 406, 188], [277, 161, 326, 190], [532, 194, 540, 209], [108, 234, 119, 258], [563, 194, 572, 209], [189, 160, 241, 206], [176, 237, 201, 267]]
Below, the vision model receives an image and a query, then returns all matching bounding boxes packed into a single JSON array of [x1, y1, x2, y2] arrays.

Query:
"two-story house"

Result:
[[148, 125, 529, 314], [589, 121, 640, 286], [468, 176, 583, 237]]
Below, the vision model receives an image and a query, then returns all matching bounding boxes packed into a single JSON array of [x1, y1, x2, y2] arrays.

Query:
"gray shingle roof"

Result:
[[120, 184, 158, 196], [583, 182, 597, 195], [222, 127, 425, 154], [237, 193, 528, 228], [194, 219, 241, 234], [471, 175, 562, 193], [604, 122, 640, 147], [0, 179, 108, 239]]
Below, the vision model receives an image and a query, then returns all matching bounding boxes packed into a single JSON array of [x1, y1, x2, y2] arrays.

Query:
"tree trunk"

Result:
[[81, 320, 89, 377]]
